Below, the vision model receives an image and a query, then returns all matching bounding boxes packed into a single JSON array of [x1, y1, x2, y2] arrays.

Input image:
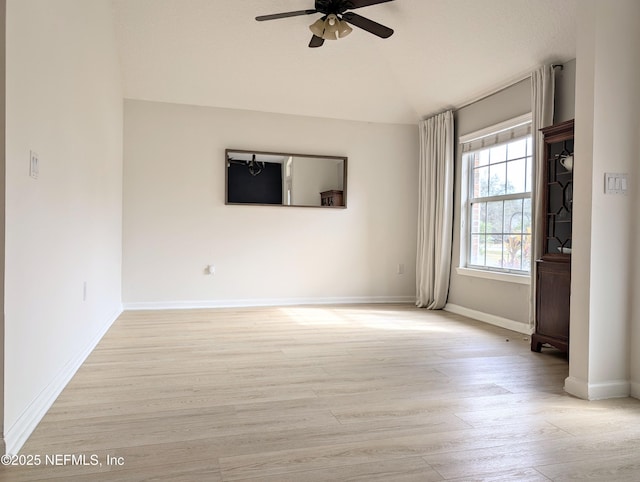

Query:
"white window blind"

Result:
[[461, 121, 532, 153]]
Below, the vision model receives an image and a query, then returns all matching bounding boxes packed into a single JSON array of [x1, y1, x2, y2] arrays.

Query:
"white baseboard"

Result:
[[123, 296, 416, 311], [565, 375, 630, 400], [443, 303, 531, 335], [4, 306, 123, 455]]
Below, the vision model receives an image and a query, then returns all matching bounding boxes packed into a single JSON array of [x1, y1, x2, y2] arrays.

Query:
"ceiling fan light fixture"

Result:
[[337, 18, 352, 38], [309, 14, 350, 41], [260, 0, 396, 48], [309, 17, 326, 37]]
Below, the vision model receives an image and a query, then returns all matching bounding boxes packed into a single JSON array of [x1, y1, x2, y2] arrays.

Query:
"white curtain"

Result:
[[530, 65, 556, 329], [416, 110, 454, 309]]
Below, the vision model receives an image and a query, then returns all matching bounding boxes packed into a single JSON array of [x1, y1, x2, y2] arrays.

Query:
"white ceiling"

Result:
[[111, 0, 577, 125]]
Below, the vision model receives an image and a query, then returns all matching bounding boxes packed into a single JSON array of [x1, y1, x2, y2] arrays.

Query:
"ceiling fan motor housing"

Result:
[[316, 0, 352, 15]]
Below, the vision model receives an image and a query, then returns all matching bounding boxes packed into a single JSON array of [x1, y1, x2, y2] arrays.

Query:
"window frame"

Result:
[[459, 113, 533, 281]]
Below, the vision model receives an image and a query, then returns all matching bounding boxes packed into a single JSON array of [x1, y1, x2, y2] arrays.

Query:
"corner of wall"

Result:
[[630, 381, 640, 399], [3, 308, 121, 455], [553, 59, 576, 123], [565, 375, 631, 400]]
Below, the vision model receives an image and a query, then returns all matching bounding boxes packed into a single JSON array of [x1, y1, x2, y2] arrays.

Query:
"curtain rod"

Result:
[[454, 72, 531, 112]]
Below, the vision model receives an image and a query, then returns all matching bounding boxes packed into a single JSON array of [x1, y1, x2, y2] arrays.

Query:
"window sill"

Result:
[[456, 267, 531, 285]]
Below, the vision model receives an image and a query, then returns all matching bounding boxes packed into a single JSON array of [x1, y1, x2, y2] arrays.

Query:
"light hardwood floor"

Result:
[[4, 305, 640, 481]]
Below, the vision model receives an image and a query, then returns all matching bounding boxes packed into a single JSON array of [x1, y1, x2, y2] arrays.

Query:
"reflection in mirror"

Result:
[[225, 149, 347, 208]]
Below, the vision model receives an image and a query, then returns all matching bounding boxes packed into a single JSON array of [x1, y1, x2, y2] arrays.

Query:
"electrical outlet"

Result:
[[29, 150, 39, 179], [207, 265, 216, 275], [397, 263, 405, 275]]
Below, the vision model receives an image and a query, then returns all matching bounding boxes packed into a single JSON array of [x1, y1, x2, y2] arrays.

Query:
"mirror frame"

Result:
[[225, 148, 348, 209]]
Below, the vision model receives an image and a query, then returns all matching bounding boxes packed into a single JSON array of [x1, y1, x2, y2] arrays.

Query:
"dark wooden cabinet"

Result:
[[320, 190, 344, 207], [531, 119, 574, 353]]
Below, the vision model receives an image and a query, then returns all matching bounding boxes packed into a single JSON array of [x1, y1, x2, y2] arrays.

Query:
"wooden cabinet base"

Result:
[[531, 333, 568, 353], [531, 259, 570, 354]]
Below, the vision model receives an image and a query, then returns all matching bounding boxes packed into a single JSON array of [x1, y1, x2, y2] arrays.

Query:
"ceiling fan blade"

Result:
[[256, 9, 317, 21], [341, 12, 394, 38], [309, 35, 325, 48], [346, 0, 395, 10]]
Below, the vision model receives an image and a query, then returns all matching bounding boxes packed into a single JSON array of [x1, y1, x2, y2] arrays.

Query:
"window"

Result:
[[461, 115, 532, 275]]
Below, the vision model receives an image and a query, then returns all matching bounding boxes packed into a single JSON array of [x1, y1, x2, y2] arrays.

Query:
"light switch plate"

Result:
[[604, 172, 628, 195], [29, 150, 39, 179]]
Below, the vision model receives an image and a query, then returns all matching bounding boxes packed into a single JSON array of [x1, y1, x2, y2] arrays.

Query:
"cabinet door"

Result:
[[536, 261, 570, 341], [540, 119, 574, 260]]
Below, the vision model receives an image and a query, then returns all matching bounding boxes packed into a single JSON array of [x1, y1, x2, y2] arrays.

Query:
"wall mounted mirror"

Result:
[[225, 149, 347, 208]]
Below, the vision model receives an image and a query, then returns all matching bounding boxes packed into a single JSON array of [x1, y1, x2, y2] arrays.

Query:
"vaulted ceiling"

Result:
[[111, 0, 577, 124]]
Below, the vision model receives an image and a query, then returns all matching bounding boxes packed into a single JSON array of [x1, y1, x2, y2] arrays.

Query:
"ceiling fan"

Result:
[[228, 154, 265, 176], [256, 0, 395, 48]]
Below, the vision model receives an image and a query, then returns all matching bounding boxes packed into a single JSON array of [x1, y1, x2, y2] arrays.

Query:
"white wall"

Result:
[[0, 0, 6, 457], [4, 0, 123, 453], [567, 0, 640, 400], [123, 100, 418, 308]]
